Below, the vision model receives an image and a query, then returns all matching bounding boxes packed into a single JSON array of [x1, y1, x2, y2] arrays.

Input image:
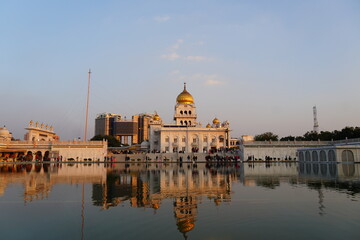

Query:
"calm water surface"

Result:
[[0, 162, 359, 240]]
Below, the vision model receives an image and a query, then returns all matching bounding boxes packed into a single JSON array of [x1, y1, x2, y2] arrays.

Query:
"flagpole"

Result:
[[84, 69, 91, 141]]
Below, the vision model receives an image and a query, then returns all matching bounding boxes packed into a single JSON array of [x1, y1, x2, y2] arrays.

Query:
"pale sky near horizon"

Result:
[[1, 0, 359, 140]]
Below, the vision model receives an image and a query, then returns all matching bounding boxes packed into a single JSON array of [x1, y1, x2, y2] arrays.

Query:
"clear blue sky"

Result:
[[1, 0, 359, 140]]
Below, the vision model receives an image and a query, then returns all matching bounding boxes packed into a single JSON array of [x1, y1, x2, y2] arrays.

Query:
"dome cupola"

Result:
[[176, 83, 194, 104], [153, 113, 161, 121], [213, 118, 220, 124]]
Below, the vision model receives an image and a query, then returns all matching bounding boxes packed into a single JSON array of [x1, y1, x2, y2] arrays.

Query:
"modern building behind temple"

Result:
[[95, 84, 231, 153]]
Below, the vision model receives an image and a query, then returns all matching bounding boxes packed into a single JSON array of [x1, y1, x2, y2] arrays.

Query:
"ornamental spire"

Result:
[[184, 82, 186, 91]]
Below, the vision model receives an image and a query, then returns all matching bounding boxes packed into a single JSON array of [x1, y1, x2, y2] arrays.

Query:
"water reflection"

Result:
[[1, 162, 360, 238], [92, 163, 241, 238]]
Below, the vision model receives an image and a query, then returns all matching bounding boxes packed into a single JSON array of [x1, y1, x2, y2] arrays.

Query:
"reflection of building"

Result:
[[0, 163, 106, 203], [95, 113, 153, 145], [92, 163, 241, 237], [149, 84, 231, 153], [174, 196, 197, 239]]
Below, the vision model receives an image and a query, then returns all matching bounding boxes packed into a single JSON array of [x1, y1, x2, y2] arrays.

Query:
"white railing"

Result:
[[242, 140, 332, 146], [0, 140, 105, 145], [332, 138, 360, 145]]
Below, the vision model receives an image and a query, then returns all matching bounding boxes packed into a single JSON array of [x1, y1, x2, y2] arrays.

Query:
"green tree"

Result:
[[303, 131, 319, 141], [280, 136, 295, 141], [254, 132, 278, 141], [318, 131, 333, 141], [90, 135, 121, 147]]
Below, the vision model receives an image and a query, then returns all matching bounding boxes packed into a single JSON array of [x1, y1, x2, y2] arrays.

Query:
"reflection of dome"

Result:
[[177, 219, 195, 233], [176, 83, 194, 104], [152, 203, 160, 209], [153, 114, 161, 121], [206, 123, 211, 128], [214, 198, 221, 206], [213, 118, 220, 124]]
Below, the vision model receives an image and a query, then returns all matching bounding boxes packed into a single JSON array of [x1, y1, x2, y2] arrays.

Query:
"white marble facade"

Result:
[[149, 84, 230, 153]]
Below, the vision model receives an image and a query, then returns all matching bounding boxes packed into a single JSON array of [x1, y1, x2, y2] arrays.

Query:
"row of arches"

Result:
[[299, 162, 356, 177], [22, 151, 51, 161], [165, 135, 225, 144], [180, 120, 192, 126], [179, 110, 192, 115], [299, 149, 354, 163]]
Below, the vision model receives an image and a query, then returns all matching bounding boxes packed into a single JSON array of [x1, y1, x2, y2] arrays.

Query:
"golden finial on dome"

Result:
[[153, 112, 161, 121], [213, 118, 220, 124], [176, 82, 194, 104]]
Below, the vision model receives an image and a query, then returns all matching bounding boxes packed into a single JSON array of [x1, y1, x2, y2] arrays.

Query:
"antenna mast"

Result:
[[84, 69, 91, 140], [313, 106, 319, 133]]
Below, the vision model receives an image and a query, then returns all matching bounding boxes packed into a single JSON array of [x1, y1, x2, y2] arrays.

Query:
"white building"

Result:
[[149, 84, 230, 153]]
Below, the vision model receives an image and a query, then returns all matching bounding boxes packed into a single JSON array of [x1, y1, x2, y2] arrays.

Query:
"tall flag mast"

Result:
[[313, 106, 319, 133], [84, 69, 91, 140]]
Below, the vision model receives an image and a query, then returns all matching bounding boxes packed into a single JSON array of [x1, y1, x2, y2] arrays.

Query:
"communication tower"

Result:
[[313, 106, 319, 133]]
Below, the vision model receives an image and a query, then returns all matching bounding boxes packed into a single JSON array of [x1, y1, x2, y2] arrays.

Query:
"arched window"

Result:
[[306, 163, 311, 174], [189, 121, 192, 125], [342, 150, 354, 162], [189, 111, 192, 115], [320, 150, 326, 161], [342, 163, 355, 177], [313, 163, 319, 175], [312, 151, 318, 162], [299, 152, 304, 162], [184, 121, 188, 125], [305, 151, 311, 161], [320, 163, 327, 175], [328, 150, 336, 162], [180, 110, 183, 115], [180, 120, 183, 125], [184, 111, 188, 115]]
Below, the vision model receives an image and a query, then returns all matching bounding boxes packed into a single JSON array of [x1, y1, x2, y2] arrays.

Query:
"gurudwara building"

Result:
[[149, 83, 231, 153]]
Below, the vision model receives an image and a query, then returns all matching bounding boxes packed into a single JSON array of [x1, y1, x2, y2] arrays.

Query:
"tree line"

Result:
[[90, 135, 128, 147], [254, 126, 360, 141]]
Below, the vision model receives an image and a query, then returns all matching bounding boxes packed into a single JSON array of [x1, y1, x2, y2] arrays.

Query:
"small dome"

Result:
[[213, 118, 220, 124], [176, 83, 194, 104], [141, 140, 150, 149], [206, 123, 211, 128], [153, 114, 161, 121], [0, 127, 10, 136]]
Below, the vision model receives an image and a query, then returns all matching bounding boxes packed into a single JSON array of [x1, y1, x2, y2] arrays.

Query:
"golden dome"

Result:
[[213, 118, 220, 124], [176, 83, 194, 104], [153, 113, 161, 121], [206, 123, 211, 128]]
